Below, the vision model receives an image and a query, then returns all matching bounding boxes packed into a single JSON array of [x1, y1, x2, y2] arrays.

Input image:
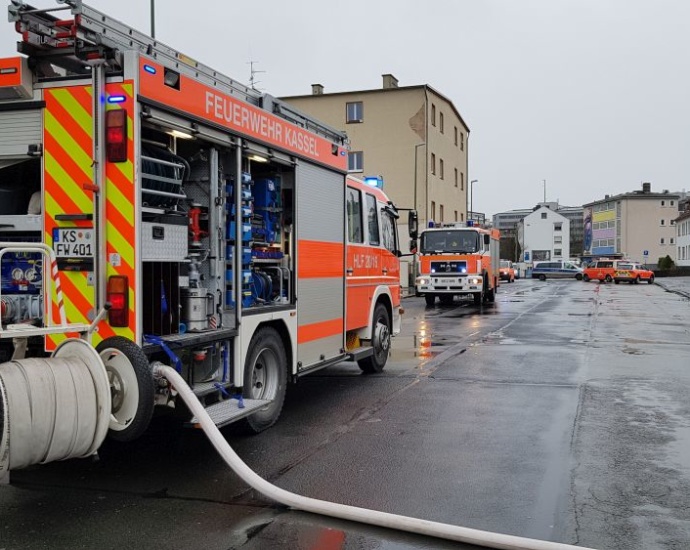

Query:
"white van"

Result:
[[531, 260, 584, 281]]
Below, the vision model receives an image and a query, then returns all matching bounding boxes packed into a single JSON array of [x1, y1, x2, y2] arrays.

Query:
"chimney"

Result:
[[382, 74, 399, 89], [311, 84, 324, 95], [642, 182, 651, 193]]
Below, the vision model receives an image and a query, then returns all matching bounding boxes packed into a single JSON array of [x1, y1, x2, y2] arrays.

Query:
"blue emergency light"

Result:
[[364, 175, 383, 189], [107, 95, 126, 104], [143, 64, 157, 74]]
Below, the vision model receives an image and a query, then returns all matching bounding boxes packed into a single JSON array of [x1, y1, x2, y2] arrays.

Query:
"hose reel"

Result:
[[0, 339, 111, 476]]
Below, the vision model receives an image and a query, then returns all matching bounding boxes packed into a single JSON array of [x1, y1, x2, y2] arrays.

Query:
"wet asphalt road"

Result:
[[1, 277, 690, 550]]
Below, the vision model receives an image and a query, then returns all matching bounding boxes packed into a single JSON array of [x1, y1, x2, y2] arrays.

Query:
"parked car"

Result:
[[613, 262, 655, 284], [499, 260, 516, 282], [583, 259, 626, 283], [531, 260, 584, 280]]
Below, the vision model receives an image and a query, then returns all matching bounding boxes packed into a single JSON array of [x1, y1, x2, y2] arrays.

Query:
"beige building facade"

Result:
[[583, 183, 680, 268], [282, 75, 470, 232]]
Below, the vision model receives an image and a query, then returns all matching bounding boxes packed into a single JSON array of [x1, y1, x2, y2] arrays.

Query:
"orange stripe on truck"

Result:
[[298, 240, 344, 279], [298, 318, 344, 344]]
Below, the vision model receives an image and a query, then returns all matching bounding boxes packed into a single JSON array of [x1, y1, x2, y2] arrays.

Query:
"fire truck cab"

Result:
[[0, 0, 404, 445]]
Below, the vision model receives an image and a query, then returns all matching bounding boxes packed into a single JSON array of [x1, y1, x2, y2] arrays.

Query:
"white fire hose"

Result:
[[156, 365, 595, 550]]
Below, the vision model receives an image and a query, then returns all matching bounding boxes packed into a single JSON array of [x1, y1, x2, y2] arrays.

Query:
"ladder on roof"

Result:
[[8, 0, 347, 143]]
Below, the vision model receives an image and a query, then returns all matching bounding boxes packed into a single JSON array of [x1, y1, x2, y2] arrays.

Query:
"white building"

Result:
[[675, 206, 690, 266], [517, 205, 570, 264]]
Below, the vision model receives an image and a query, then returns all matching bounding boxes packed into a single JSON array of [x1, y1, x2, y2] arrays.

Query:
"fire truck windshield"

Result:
[[420, 230, 479, 254]]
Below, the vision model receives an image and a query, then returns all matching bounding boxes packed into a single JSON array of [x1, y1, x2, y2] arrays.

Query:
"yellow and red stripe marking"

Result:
[[43, 82, 136, 349]]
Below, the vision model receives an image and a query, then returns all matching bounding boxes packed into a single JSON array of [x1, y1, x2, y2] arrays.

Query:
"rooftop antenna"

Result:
[[543, 179, 546, 203], [247, 60, 265, 91]]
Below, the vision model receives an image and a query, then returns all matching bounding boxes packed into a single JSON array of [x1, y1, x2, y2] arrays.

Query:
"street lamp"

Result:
[[150, 0, 155, 38], [470, 179, 478, 221]]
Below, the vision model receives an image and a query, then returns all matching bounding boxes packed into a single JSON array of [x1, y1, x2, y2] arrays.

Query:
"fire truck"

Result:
[[413, 223, 500, 306], [0, 0, 405, 445]]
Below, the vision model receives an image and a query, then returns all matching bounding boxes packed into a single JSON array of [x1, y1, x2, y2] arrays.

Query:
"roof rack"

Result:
[[8, 0, 346, 144]]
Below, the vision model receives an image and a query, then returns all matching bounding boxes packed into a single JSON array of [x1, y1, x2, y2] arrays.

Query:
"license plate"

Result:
[[52, 228, 94, 258]]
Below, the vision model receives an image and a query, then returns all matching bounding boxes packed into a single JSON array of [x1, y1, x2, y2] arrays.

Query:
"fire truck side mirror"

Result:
[[484, 234, 490, 246], [408, 210, 418, 240], [409, 239, 418, 255]]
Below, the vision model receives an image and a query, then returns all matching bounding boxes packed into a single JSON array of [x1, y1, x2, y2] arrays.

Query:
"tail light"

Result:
[[106, 109, 127, 162], [107, 275, 129, 327]]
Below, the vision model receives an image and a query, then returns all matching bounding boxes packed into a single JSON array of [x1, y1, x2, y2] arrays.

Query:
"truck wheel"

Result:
[[539, 274, 546, 281], [359, 303, 391, 374], [242, 327, 287, 433], [473, 292, 482, 306], [486, 287, 495, 303], [583, 274, 590, 282], [424, 294, 436, 306], [605, 275, 613, 283], [96, 336, 154, 443], [648, 275, 655, 284]]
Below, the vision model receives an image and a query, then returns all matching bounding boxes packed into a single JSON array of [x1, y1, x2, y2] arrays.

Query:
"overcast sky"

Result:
[[4, 1, 688, 217]]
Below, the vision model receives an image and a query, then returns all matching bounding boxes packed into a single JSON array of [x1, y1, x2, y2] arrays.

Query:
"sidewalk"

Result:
[[654, 276, 690, 299]]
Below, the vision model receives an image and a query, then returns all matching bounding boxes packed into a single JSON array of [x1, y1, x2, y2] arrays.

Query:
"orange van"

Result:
[[583, 259, 625, 283]]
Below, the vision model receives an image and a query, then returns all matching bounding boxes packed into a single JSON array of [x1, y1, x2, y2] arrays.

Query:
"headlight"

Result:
[[469, 277, 482, 285], [416, 277, 430, 286]]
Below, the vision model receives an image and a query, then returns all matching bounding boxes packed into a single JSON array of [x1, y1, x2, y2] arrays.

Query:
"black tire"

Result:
[[539, 274, 546, 281], [583, 274, 590, 282], [424, 294, 436, 306], [575, 273, 583, 281], [485, 286, 495, 303], [473, 292, 482, 305], [242, 327, 287, 433], [359, 303, 391, 374], [648, 275, 655, 284], [605, 274, 613, 283], [96, 336, 154, 443]]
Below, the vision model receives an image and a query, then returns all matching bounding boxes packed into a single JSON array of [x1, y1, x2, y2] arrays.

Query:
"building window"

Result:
[[671, 200, 675, 206], [460, 172, 464, 191], [661, 200, 665, 206], [454, 126, 458, 146], [670, 237, 675, 244], [439, 158, 444, 180], [440, 204, 444, 222], [661, 219, 665, 226], [431, 201, 436, 221], [346, 102, 363, 123], [461, 212, 464, 221], [431, 153, 436, 175], [348, 151, 363, 172], [454, 168, 458, 188], [454, 210, 458, 221], [541, 212, 547, 219], [460, 132, 465, 151], [554, 223, 562, 231], [440, 112, 444, 133], [554, 236, 562, 244], [554, 249, 562, 257], [660, 237, 665, 244], [431, 104, 436, 126]]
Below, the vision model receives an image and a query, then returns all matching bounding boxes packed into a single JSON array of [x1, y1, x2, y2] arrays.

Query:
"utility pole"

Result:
[[150, 0, 155, 38]]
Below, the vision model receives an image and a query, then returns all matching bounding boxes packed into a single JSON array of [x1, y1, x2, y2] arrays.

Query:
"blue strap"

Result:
[[213, 383, 245, 409], [143, 334, 182, 373]]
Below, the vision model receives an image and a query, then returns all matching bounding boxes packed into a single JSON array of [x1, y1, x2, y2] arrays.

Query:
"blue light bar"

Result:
[[143, 64, 157, 74], [107, 95, 126, 104], [364, 175, 383, 188]]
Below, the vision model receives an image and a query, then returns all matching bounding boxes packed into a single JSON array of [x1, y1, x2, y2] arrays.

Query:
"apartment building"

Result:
[[675, 199, 690, 266], [281, 75, 470, 232], [583, 182, 680, 268], [517, 205, 571, 263], [493, 203, 583, 261]]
